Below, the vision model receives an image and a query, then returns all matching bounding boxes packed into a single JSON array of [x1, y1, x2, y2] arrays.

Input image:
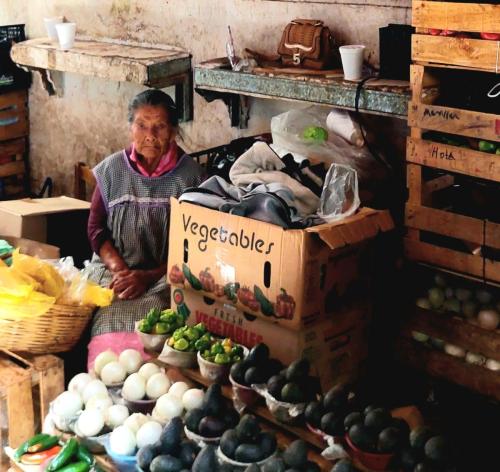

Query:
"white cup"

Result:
[[339, 45, 366, 81], [44, 17, 64, 40], [55, 22, 76, 50]]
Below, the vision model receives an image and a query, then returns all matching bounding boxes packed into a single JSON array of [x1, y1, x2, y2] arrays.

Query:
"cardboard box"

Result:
[[168, 199, 393, 330], [1, 235, 60, 259], [0, 197, 91, 265], [172, 288, 370, 388]]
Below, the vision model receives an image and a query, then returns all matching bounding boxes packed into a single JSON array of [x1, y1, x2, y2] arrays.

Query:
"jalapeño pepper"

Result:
[[52, 461, 91, 472], [47, 437, 78, 472], [27, 435, 60, 453], [76, 443, 94, 466], [14, 433, 50, 460]]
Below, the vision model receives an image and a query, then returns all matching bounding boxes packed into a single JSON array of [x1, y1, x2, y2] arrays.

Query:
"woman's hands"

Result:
[[110, 270, 149, 300]]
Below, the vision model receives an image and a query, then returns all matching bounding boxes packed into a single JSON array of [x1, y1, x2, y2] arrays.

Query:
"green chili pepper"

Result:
[[478, 140, 497, 153], [14, 433, 50, 460], [76, 444, 94, 466], [27, 435, 60, 453], [52, 461, 91, 472], [47, 438, 78, 472]]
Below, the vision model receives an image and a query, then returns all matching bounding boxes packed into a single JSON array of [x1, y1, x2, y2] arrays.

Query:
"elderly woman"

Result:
[[85, 89, 203, 369]]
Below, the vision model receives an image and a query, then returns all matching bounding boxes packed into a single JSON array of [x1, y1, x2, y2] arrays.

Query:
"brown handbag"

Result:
[[277, 19, 334, 70]]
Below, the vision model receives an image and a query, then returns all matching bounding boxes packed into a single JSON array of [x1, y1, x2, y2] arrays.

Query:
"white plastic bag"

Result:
[[318, 164, 360, 222], [271, 106, 385, 183]]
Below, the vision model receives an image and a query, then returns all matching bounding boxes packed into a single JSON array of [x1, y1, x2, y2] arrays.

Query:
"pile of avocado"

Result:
[[167, 323, 212, 352], [184, 384, 239, 438], [266, 358, 320, 404], [138, 308, 186, 335], [330, 458, 361, 471], [136, 417, 200, 472], [305, 383, 351, 436], [219, 414, 277, 464], [229, 343, 283, 386]]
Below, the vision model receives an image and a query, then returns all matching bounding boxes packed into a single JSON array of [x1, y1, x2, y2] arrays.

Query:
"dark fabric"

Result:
[[87, 186, 109, 254]]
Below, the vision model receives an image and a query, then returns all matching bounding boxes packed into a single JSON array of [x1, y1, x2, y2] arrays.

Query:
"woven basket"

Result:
[[0, 304, 94, 354]]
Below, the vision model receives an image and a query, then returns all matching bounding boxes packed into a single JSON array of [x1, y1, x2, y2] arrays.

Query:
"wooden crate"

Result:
[[405, 163, 500, 283], [412, 1, 500, 72], [0, 91, 28, 142], [0, 138, 26, 179], [0, 350, 64, 468]]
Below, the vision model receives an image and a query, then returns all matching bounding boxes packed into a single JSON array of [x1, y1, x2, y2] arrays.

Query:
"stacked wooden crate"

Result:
[[0, 90, 29, 199], [400, 1, 500, 400]]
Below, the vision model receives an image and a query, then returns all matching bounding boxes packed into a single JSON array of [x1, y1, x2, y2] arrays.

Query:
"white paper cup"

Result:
[[339, 45, 366, 81], [44, 17, 64, 40], [55, 22, 76, 49]]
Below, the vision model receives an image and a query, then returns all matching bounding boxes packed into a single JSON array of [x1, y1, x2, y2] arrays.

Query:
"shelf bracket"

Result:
[[195, 88, 249, 128]]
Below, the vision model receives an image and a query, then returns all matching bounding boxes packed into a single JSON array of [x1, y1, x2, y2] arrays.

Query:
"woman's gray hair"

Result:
[[128, 89, 179, 127]]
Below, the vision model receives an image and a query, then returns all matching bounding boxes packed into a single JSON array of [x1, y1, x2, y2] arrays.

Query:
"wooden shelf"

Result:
[[194, 59, 410, 127], [10, 38, 193, 121], [397, 337, 500, 401]]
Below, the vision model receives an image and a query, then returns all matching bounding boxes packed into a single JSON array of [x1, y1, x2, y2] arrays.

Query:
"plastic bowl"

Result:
[[184, 425, 221, 448], [135, 321, 169, 352], [345, 434, 394, 471], [104, 437, 137, 472], [306, 422, 331, 442], [229, 374, 259, 407], [263, 393, 303, 425], [121, 394, 156, 414], [158, 342, 197, 368], [217, 446, 277, 470], [198, 346, 249, 384]]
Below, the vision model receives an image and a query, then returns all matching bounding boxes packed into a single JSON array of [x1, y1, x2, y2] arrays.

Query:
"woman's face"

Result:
[[130, 105, 174, 161]]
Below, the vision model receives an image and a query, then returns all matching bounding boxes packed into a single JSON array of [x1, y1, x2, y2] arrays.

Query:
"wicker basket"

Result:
[[0, 304, 94, 354]]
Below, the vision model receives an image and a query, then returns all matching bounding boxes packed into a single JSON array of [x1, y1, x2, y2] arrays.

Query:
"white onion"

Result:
[[119, 349, 143, 374], [465, 352, 486, 366], [412, 331, 429, 342], [138, 363, 161, 381], [485, 359, 500, 371], [77, 409, 104, 437], [123, 413, 149, 434], [136, 421, 162, 448], [105, 404, 129, 429], [122, 373, 146, 401], [53, 391, 83, 419], [155, 393, 183, 420], [68, 373, 92, 395], [151, 406, 168, 425], [146, 373, 171, 399], [444, 343, 466, 358], [82, 379, 108, 404], [477, 310, 499, 331], [182, 389, 204, 411], [100, 361, 127, 386], [86, 393, 113, 412], [110, 425, 136, 456], [168, 381, 189, 399], [94, 350, 118, 376]]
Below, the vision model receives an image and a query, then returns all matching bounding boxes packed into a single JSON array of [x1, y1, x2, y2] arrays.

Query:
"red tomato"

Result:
[[440, 30, 457, 37], [428, 29, 442, 36], [480, 32, 500, 41]]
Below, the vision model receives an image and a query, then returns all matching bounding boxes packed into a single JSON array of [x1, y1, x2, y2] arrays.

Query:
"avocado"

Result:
[[399, 446, 422, 471], [244, 465, 260, 472], [178, 440, 199, 468], [262, 457, 286, 472], [391, 417, 410, 442], [281, 383, 304, 403], [235, 443, 263, 463], [230, 361, 247, 385], [322, 384, 349, 412], [344, 412, 362, 432], [424, 436, 450, 464], [363, 404, 378, 415], [247, 343, 270, 365], [198, 416, 226, 438], [304, 461, 321, 472], [220, 429, 239, 459], [304, 401, 324, 428], [184, 408, 205, 434], [413, 461, 440, 472], [202, 383, 224, 416], [364, 408, 392, 435], [285, 358, 310, 381], [349, 423, 376, 452], [257, 432, 277, 458], [410, 427, 434, 451], [222, 407, 240, 429], [331, 459, 359, 471], [219, 465, 234, 472], [150, 454, 183, 472], [137, 445, 156, 472], [377, 427, 401, 453], [160, 416, 183, 454], [304, 375, 322, 401], [321, 411, 344, 436], [245, 366, 264, 385], [265, 358, 283, 378], [236, 414, 261, 442], [283, 439, 308, 469], [192, 445, 218, 472], [267, 374, 287, 400]]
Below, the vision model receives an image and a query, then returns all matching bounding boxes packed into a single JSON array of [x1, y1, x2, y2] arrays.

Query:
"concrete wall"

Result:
[[1, 0, 411, 195]]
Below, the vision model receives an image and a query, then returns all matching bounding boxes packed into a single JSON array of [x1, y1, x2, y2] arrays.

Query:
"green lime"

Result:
[[303, 126, 328, 142], [174, 338, 189, 351]]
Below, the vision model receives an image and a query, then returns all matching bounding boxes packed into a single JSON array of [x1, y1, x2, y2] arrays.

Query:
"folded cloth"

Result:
[[229, 141, 320, 216]]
